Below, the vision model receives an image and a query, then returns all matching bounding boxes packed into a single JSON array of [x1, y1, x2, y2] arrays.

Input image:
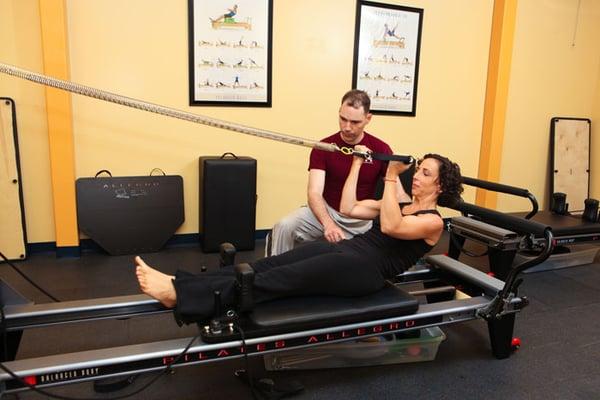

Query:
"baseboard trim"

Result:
[[27, 230, 271, 256]]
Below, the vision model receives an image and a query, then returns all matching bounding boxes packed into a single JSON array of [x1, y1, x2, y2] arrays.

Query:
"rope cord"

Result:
[[0, 62, 338, 153]]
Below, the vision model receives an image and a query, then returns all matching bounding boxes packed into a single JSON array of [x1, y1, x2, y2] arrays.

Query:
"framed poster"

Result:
[[188, 0, 273, 106], [352, 1, 423, 116]]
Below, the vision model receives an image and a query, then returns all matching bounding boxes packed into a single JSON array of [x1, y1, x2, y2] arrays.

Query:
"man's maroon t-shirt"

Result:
[[308, 131, 392, 211]]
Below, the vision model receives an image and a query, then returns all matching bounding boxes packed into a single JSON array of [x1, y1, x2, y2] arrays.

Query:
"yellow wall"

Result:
[[0, 0, 55, 244], [499, 0, 600, 212], [6, 1, 600, 245], [63, 0, 490, 239], [593, 60, 600, 200]]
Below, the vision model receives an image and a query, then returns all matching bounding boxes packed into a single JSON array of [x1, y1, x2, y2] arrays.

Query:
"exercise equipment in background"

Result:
[[76, 170, 184, 255], [550, 117, 591, 212], [199, 153, 257, 252], [453, 177, 600, 275], [0, 98, 27, 261]]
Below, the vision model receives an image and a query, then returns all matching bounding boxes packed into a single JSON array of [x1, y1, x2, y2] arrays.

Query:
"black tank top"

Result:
[[340, 204, 442, 277]]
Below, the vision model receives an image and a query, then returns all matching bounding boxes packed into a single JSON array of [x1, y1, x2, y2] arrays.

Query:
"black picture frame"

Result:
[[188, 0, 273, 107], [352, 1, 423, 116]]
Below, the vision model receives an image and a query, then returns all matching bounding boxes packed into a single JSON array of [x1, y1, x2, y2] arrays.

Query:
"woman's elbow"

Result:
[[380, 224, 394, 236], [339, 204, 353, 216]]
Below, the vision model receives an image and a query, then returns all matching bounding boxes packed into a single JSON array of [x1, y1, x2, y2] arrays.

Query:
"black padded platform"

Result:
[[201, 282, 419, 343], [512, 210, 600, 238], [199, 155, 256, 252], [76, 175, 184, 255]]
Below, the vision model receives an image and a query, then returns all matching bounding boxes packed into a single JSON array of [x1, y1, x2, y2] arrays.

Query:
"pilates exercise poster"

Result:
[[352, 1, 423, 116], [188, 0, 273, 106]]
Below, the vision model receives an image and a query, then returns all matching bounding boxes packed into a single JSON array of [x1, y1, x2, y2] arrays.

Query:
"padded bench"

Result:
[[201, 281, 419, 343]]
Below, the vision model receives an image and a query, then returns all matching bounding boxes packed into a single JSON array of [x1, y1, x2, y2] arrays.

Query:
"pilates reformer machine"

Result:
[[451, 177, 600, 279], [0, 62, 562, 396], [0, 202, 555, 396]]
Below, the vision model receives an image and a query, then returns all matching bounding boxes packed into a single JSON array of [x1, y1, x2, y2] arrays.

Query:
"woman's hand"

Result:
[[386, 160, 411, 178], [352, 144, 372, 165]]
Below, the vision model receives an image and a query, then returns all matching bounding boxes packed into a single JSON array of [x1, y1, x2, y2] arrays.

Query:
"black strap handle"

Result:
[[149, 168, 166, 176], [94, 170, 112, 178], [371, 153, 414, 164], [221, 152, 238, 159]]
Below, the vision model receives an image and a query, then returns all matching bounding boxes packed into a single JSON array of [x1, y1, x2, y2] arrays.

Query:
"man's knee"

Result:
[[272, 214, 300, 236]]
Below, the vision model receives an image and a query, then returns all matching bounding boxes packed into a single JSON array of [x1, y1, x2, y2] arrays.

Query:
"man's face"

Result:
[[338, 103, 371, 144]]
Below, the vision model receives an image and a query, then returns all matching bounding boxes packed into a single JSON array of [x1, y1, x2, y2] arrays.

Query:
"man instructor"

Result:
[[267, 90, 410, 256]]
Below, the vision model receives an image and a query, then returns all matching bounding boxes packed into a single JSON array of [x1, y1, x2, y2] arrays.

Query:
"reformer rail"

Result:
[[0, 292, 521, 394]]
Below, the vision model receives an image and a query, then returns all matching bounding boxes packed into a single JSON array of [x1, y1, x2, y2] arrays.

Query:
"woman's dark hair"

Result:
[[420, 153, 463, 207]]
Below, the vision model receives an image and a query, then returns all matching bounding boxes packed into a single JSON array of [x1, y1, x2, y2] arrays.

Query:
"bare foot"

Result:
[[135, 256, 177, 308]]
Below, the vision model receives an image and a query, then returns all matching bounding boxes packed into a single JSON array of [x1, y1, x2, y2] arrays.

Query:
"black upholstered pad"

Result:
[[200, 283, 419, 343], [512, 211, 600, 237], [249, 282, 419, 328]]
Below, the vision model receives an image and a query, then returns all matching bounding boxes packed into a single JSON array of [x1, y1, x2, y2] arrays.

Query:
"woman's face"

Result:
[[411, 158, 442, 198]]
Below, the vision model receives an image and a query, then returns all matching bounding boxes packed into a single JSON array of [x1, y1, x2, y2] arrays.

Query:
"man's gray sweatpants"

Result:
[[266, 205, 372, 256]]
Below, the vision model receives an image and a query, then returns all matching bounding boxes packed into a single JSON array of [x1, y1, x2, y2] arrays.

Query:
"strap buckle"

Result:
[[339, 146, 373, 164]]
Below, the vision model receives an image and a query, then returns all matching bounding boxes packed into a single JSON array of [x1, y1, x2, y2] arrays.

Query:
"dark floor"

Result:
[[1, 237, 599, 400]]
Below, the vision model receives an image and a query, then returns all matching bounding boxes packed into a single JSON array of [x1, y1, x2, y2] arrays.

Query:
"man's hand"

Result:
[[323, 222, 345, 243]]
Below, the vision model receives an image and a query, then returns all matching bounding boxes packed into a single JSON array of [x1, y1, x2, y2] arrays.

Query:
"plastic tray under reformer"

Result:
[[518, 245, 600, 273], [264, 326, 445, 370]]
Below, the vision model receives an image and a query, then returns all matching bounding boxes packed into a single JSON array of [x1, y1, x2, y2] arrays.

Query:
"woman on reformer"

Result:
[[135, 148, 463, 322]]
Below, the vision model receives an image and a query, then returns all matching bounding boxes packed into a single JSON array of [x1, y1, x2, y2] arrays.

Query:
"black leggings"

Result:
[[172, 242, 386, 322]]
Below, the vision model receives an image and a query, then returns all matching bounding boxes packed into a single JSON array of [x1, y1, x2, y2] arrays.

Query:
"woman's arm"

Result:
[[380, 162, 443, 242], [339, 148, 381, 219]]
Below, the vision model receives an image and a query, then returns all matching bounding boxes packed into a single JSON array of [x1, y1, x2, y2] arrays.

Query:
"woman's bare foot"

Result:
[[135, 256, 177, 308]]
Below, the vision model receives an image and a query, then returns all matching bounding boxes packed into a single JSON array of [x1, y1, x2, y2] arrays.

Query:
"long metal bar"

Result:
[[3, 294, 168, 331], [408, 286, 455, 296], [461, 176, 539, 219], [536, 232, 600, 245], [4, 255, 505, 332], [450, 216, 519, 242], [426, 254, 505, 294]]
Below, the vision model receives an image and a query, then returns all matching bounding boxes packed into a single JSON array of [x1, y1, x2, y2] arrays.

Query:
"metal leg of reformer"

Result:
[[0, 331, 22, 362], [488, 248, 517, 280], [487, 313, 515, 359], [1, 278, 31, 362], [447, 232, 465, 260]]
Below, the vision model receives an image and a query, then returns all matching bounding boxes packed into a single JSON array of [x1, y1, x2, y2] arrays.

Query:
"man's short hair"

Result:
[[341, 90, 371, 114]]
